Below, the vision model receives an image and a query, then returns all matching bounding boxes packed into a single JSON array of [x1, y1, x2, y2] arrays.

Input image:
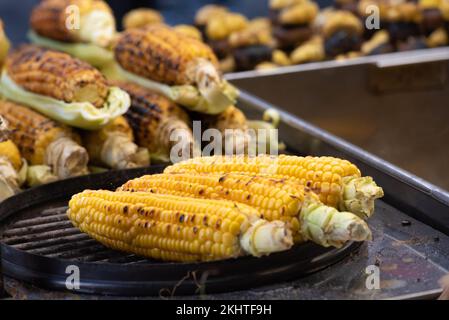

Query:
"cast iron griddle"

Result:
[[0, 166, 360, 297]]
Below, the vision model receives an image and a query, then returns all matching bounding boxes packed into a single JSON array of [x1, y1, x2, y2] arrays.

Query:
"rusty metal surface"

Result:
[[3, 201, 448, 300]]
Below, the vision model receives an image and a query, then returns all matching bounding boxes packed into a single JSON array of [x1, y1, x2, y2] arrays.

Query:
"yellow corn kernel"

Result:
[[165, 155, 384, 219]]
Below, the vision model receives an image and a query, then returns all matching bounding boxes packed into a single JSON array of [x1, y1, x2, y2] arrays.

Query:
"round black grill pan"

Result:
[[0, 166, 361, 297]]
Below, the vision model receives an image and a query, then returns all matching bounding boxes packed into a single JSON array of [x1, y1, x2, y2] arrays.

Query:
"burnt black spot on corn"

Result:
[[111, 80, 193, 159]]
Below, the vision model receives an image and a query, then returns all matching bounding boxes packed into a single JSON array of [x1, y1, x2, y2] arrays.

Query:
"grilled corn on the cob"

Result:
[[113, 24, 238, 114], [119, 172, 372, 247], [0, 140, 22, 201], [30, 0, 115, 45], [113, 81, 195, 162], [81, 116, 150, 169], [0, 19, 10, 69], [0, 100, 89, 179], [165, 155, 384, 219], [29, 0, 116, 67], [68, 190, 293, 261], [0, 45, 130, 129]]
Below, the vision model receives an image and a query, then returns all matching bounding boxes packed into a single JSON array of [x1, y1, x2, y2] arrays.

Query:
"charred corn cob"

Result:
[[30, 0, 116, 48], [0, 45, 130, 129], [6, 45, 107, 107], [112, 81, 195, 162], [81, 116, 150, 169], [0, 19, 10, 69], [119, 172, 372, 247], [196, 106, 251, 155], [0, 140, 22, 201], [68, 190, 293, 261], [122, 8, 164, 30], [0, 100, 89, 179], [165, 155, 384, 219], [113, 24, 238, 114]]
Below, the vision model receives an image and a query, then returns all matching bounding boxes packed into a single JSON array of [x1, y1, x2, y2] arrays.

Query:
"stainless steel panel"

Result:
[[238, 91, 449, 235], [227, 48, 449, 193]]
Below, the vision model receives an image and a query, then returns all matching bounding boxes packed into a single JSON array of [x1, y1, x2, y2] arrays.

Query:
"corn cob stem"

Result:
[[185, 58, 233, 111], [166, 155, 384, 218], [100, 133, 149, 169], [45, 137, 89, 179], [82, 116, 150, 169], [0, 157, 20, 201], [300, 201, 372, 247], [159, 118, 198, 162], [77, 7, 115, 48], [341, 176, 384, 219], [240, 220, 293, 256]]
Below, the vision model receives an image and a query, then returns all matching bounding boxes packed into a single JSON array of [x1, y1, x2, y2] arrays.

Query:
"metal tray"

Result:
[[227, 47, 449, 193], [1, 92, 449, 299]]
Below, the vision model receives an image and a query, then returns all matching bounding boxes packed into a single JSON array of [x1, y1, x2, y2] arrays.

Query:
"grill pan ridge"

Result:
[[0, 166, 360, 297]]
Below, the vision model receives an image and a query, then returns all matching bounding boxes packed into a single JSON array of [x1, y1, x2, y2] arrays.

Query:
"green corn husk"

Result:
[[300, 200, 372, 248], [28, 31, 114, 68], [110, 63, 239, 115], [27, 165, 58, 187], [0, 71, 130, 130]]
